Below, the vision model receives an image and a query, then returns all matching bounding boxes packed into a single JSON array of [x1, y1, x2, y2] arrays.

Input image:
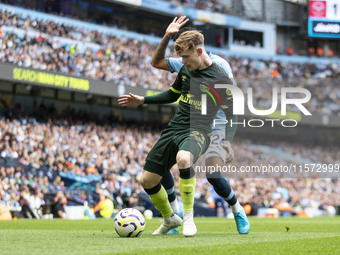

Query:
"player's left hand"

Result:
[[118, 93, 144, 107], [223, 141, 234, 163]]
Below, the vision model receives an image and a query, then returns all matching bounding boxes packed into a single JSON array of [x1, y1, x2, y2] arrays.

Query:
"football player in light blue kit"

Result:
[[151, 16, 250, 234]]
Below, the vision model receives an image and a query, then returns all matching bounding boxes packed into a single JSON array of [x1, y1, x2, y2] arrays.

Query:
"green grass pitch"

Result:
[[1, 217, 340, 255]]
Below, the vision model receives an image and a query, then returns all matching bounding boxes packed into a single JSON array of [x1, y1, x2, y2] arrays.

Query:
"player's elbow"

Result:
[[151, 59, 160, 68], [151, 59, 169, 71]]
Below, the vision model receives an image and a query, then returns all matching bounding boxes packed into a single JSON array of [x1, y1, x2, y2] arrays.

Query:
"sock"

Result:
[[144, 183, 173, 218], [183, 211, 193, 220], [179, 167, 196, 213], [170, 199, 180, 214], [231, 201, 243, 213], [179, 166, 195, 179], [207, 173, 238, 207], [160, 171, 179, 213]]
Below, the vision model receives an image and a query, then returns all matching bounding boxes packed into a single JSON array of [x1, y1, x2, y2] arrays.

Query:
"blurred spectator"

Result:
[[93, 191, 114, 218], [53, 195, 67, 219], [83, 202, 96, 220], [210, 187, 227, 217], [128, 192, 139, 208], [168, 0, 231, 15], [28, 189, 44, 219]]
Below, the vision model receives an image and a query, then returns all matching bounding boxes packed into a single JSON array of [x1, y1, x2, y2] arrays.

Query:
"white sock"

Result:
[[183, 212, 193, 220], [170, 199, 179, 214], [231, 201, 243, 213]]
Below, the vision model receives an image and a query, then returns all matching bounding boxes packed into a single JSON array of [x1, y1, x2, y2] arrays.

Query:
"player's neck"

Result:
[[197, 52, 212, 70]]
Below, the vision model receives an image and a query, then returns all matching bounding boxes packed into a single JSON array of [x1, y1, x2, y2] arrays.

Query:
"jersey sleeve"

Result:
[[166, 57, 184, 73], [169, 72, 182, 94], [144, 73, 182, 104], [143, 90, 180, 104]]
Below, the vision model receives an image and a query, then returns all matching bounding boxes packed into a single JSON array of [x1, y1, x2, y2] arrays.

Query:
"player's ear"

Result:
[[197, 47, 203, 55]]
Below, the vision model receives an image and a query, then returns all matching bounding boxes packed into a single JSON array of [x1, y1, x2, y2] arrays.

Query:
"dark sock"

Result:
[[207, 172, 237, 206], [144, 183, 161, 195], [161, 171, 176, 203], [179, 167, 195, 179]]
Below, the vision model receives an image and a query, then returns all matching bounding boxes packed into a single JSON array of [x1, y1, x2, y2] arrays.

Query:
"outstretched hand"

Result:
[[118, 93, 144, 107], [165, 16, 189, 37], [223, 141, 234, 163]]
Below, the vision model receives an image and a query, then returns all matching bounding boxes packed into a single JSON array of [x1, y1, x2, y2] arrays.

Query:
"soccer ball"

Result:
[[114, 208, 145, 237]]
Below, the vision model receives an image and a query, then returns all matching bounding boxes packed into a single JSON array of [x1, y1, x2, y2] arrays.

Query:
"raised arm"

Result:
[[151, 16, 189, 70]]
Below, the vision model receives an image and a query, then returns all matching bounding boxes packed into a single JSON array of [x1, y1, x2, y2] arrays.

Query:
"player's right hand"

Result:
[[118, 93, 144, 107], [165, 16, 189, 37], [223, 141, 234, 163]]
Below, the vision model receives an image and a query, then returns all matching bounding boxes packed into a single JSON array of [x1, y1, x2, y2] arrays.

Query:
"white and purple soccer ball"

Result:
[[114, 208, 146, 237]]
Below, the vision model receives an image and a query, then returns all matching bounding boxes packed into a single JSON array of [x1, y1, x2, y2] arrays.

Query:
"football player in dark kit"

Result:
[[151, 16, 250, 235], [119, 29, 248, 237]]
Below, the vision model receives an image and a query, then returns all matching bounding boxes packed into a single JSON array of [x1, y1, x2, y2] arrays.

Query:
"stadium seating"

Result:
[[0, 111, 339, 218], [0, 7, 339, 115]]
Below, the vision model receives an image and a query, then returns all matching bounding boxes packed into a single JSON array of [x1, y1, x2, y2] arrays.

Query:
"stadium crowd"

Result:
[[0, 9, 340, 115], [166, 0, 232, 15], [0, 105, 339, 218]]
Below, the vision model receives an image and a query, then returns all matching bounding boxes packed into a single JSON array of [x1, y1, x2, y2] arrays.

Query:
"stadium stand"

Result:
[[0, 8, 339, 115], [164, 0, 232, 15], [0, 105, 339, 218]]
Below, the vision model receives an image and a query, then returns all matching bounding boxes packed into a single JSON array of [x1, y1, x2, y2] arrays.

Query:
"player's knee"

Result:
[[140, 174, 159, 189], [205, 156, 224, 170], [176, 151, 192, 169]]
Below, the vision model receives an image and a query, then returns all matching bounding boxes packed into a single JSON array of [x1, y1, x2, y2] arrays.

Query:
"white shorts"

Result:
[[205, 131, 226, 161], [211, 109, 226, 133]]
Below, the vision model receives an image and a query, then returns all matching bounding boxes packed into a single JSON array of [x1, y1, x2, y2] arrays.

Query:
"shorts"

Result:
[[205, 131, 226, 161], [211, 108, 226, 133], [144, 127, 209, 176]]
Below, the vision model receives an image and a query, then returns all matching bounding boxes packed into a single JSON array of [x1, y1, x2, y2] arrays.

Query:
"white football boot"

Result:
[[182, 212, 197, 237], [152, 214, 182, 235]]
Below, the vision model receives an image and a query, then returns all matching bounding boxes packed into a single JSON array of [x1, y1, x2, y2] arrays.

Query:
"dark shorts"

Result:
[[144, 127, 209, 176]]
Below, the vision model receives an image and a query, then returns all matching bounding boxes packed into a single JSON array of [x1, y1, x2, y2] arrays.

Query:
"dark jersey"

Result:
[[168, 62, 234, 135]]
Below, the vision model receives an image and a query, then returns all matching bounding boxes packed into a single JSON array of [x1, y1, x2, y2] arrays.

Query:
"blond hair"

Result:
[[174, 31, 204, 55]]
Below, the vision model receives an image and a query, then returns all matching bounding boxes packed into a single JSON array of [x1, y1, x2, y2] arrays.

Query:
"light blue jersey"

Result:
[[166, 52, 233, 133]]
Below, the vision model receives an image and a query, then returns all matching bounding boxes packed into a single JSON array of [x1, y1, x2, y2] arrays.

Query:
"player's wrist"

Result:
[[164, 33, 172, 39], [223, 140, 232, 147]]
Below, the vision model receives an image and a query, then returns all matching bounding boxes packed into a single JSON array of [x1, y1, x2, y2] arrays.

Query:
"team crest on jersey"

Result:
[[199, 81, 222, 107], [199, 83, 208, 92]]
